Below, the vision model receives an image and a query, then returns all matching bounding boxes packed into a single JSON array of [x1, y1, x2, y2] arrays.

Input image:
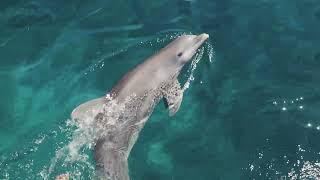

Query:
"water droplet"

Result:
[[250, 164, 254, 171]]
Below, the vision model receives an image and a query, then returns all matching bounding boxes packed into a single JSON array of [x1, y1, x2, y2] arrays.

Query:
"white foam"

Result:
[[183, 46, 205, 91]]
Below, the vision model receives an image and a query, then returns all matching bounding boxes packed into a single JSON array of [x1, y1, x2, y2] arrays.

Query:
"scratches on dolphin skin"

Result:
[[90, 79, 179, 147], [90, 78, 187, 165]]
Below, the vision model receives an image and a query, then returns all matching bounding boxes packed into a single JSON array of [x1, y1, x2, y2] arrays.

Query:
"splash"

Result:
[[206, 41, 215, 63], [246, 143, 320, 179], [41, 92, 155, 179], [40, 106, 102, 179], [183, 46, 205, 91], [288, 161, 320, 179], [182, 34, 214, 91]]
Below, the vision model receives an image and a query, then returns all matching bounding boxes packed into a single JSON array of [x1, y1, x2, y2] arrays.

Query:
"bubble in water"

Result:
[[307, 123, 312, 128]]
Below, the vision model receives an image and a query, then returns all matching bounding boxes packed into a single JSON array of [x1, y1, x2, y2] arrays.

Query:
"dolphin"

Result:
[[71, 33, 209, 180]]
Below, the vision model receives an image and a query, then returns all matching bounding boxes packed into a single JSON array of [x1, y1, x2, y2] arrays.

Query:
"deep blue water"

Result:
[[1, 0, 320, 179]]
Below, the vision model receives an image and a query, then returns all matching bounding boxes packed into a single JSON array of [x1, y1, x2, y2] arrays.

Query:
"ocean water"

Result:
[[1, 0, 320, 179]]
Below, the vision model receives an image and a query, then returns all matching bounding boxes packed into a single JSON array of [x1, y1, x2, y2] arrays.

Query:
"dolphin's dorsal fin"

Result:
[[71, 97, 105, 121], [163, 79, 183, 116]]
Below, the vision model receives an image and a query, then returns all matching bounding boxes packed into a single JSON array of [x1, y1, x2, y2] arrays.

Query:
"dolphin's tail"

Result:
[[94, 138, 130, 180]]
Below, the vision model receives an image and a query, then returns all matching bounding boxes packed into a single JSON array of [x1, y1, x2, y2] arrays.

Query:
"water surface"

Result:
[[1, 0, 320, 179]]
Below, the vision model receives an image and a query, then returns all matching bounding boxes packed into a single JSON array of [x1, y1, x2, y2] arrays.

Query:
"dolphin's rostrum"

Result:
[[71, 33, 209, 180]]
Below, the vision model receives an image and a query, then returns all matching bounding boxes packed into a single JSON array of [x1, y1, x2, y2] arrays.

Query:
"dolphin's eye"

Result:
[[177, 52, 183, 57]]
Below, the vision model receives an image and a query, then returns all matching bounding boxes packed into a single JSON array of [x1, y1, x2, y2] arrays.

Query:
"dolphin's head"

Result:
[[159, 33, 209, 68]]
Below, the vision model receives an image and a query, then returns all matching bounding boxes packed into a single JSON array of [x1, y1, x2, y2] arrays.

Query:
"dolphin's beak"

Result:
[[195, 33, 209, 44], [199, 33, 209, 40], [191, 33, 209, 51]]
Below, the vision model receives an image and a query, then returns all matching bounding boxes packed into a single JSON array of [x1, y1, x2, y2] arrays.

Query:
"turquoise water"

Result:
[[1, 0, 320, 179]]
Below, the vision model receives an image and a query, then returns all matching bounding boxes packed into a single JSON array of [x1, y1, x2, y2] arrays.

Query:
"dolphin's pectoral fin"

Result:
[[71, 97, 105, 121], [163, 79, 183, 116]]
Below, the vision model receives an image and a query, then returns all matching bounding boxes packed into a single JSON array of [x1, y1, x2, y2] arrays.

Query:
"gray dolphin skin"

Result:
[[71, 33, 209, 180]]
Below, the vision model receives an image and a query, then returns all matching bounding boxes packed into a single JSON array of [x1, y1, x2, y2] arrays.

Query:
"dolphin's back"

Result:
[[110, 57, 163, 101]]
